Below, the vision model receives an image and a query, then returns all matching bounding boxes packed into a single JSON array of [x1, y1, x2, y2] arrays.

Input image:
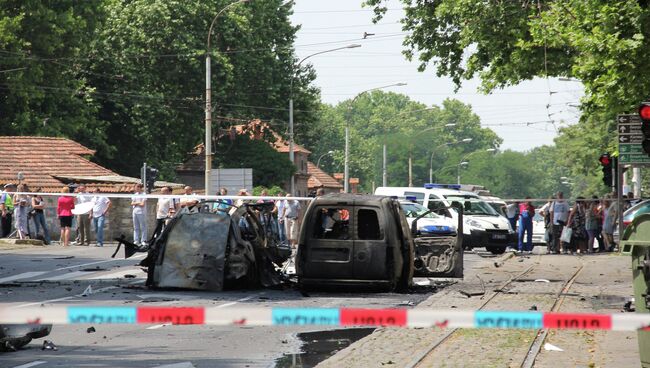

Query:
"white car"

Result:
[[532, 210, 547, 245], [376, 184, 515, 254], [399, 200, 457, 236]]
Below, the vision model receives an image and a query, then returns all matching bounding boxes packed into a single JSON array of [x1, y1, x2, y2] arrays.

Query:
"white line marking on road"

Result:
[[11, 361, 47, 368], [34, 270, 92, 281], [215, 294, 260, 309], [15, 279, 144, 308], [146, 322, 172, 330], [0, 272, 47, 283], [86, 269, 145, 280], [153, 362, 196, 368], [54, 253, 146, 271]]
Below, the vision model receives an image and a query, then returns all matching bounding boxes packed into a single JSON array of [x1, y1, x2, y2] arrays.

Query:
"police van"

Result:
[[375, 184, 515, 254]]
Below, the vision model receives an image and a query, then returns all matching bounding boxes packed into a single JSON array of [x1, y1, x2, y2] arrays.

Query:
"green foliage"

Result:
[[252, 185, 284, 196], [213, 134, 294, 188]]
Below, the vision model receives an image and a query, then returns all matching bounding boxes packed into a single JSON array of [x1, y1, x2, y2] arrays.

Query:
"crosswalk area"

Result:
[[0, 254, 147, 284]]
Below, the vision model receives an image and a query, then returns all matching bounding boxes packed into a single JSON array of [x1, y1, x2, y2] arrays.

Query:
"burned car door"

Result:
[[353, 206, 387, 280], [301, 205, 354, 280], [411, 206, 464, 278]]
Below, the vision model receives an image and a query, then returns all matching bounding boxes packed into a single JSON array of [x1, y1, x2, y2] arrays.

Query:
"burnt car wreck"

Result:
[[296, 194, 463, 291], [118, 201, 291, 291]]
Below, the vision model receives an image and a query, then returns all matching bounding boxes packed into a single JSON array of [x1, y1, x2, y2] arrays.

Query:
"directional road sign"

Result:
[[618, 114, 649, 165]]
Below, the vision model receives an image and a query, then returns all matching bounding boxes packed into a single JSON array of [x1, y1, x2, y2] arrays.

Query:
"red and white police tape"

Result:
[[0, 306, 648, 331]]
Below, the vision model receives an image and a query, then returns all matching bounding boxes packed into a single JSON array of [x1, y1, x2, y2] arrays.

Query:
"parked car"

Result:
[[296, 194, 463, 291], [399, 199, 457, 236], [376, 185, 515, 254], [624, 199, 650, 228], [532, 210, 547, 246]]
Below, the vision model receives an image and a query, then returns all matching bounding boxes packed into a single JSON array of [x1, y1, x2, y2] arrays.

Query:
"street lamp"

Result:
[[289, 44, 361, 195], [428, 137, 472, 183], [345, 82, 407, 192], [316, 150, 335, 168], [456, 161, 469, 185], [205, 0, 249, 193], [457, 148, 497, 184]]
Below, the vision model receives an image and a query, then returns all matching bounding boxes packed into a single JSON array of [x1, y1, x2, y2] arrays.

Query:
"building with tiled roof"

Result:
[[307, 162, 342, 194], [0, 136, 180, 193]]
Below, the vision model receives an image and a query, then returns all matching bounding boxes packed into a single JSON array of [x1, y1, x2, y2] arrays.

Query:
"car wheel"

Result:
[[489, 247, 506, 255]]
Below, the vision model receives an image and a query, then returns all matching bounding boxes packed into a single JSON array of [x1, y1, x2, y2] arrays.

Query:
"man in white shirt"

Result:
[[550, 191, 570, 254], [131, 183, 147, 246], [73, 185, 92, 246], [90, 188, 111, 247], [180, 186, 199, 208], [282, 194, 301, 249], [275, 192, 287, 245], [153, 186, 174, 238]]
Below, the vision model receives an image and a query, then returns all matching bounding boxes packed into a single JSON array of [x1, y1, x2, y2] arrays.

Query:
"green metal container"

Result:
[[621, 213, 650, 368]]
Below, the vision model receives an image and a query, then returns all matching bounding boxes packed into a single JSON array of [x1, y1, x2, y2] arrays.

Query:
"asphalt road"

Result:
[[0, 244, 501, 368]]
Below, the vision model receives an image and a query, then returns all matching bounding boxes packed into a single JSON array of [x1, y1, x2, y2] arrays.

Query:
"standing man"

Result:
[[131, 183, 148, 246], [0, 184, 16, 238], [517, 197, 535, 254], [505, 201, 520, 232], [90, 188, 111, 247], [180, 186, 198, 209], [153, 186, 174, 239], [549, 191, 569, 254], [275, 192, 287, 245], [282, 193, 301, 249], [73, 185, 92, 246]]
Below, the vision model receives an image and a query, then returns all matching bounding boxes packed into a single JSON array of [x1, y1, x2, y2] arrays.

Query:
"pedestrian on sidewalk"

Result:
[[585, 197, 600, 253], [549, 191, 569, 254], [275, 192, 287, 245], [57, 186, 75, 246], [13, 184, 30, 239], [31, 188, 51, 245], [0, 183, 16, 238], [131, 183, 148, 246], [567, 197, 587, 254], [506, 201, 520, 232], [538, 197, 553, 253], [282, 193, 301, 249], [517, 197, 535, 253], [212, 187, 232, 215], [153, 186, 173, 239], [73, 185, 92, 246], [602, 195, 618, 251], [90, 188, 110, 247]]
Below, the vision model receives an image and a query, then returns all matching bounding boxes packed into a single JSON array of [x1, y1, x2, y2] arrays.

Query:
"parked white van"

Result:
[[375, 184, 515, 254]]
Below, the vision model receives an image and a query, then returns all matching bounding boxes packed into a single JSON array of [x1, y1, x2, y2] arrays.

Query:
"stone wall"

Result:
[[29, 196, 157, 243]]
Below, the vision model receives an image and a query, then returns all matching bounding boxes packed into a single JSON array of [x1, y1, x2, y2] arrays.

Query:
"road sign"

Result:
[[618, 115, 642, 124], [619, 144, 645, 154], [619, 153, 650, 164], [619, 135, 644, 144], [618, 124, 642, 134]]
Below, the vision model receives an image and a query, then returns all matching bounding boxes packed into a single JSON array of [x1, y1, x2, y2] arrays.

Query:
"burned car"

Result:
[[0, 324, 52, 351], [119, 201, 291, 291], [296, 194, 463, 291]]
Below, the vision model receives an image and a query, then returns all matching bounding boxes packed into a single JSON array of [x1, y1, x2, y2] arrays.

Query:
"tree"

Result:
[[213, 134, 294, 188], [0, 1, 111, 157], [87, 0, 319, 179]]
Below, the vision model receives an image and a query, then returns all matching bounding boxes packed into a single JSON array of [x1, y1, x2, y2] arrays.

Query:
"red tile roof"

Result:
[[307, 162, 343, 190], [0, 136, 128, 192]]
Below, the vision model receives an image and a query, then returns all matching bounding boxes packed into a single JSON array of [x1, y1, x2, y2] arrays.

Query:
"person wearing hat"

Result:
[[1, 183, 16, 237]]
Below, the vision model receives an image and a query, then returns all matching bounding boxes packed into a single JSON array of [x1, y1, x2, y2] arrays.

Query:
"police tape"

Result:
[[1, 306, 648, 331]]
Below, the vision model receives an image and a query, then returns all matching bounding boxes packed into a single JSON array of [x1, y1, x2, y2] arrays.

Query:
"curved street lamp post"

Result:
[[288, 44, 361, 195], [205, 0, 249, 193], [457, 148, 497, 185], [428, 136, 471, 183]]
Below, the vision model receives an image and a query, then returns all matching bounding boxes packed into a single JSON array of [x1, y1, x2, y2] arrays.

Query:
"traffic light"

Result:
[[639, 102, 650, 155], [599, 153, 613, 187], [145, 167, 158, 193]]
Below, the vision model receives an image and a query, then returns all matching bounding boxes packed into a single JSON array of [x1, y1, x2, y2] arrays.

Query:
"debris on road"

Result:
[[534, 279, 551, 283], [543, 343, 564, 352], [529, 305, 538, 311], [124, 274, 136, 278], [459, 290, 485, 298], [87, 326, 96, 333], [42, 340, 58, 351], [623, 298, 635, 312], [53, 256, 75, 260], [81, 285, 93, 296]]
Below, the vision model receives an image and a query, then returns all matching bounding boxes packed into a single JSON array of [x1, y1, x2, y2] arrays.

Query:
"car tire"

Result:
[[489, 246, 506, 255]]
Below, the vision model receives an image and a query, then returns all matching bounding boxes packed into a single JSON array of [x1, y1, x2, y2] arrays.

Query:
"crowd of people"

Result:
[[506, 191, 639, 255], [0, 183, 306, 249]]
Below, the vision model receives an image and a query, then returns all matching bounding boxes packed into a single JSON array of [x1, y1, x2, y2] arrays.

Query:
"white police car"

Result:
[[399, 199, 457, 236]]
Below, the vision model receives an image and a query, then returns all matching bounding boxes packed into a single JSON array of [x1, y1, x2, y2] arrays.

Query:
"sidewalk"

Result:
[[318, 252, 639, 368]]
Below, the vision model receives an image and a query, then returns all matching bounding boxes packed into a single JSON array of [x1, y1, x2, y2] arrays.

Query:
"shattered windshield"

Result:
[[400, 202, 440, 219]]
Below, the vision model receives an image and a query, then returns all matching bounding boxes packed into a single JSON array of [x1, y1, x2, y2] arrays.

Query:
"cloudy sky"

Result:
[[290, 0, 585, 152]]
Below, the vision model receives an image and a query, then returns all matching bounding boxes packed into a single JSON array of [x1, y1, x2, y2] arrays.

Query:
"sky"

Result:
[[290, 0, 585, 152]]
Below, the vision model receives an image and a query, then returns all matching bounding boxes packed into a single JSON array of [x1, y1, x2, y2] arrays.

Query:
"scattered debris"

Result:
[[518, 258, 524, 262], [493, 262, 501, 268], [42, 340, 58, 351], [534, 279, 551, 283], [65, 287, 73, 291], [87, 326, 96, 333], [624, 299, 636, 312], [53, 256, 75, 260], [529, 305, 538, 311], [397, 300, 415, 306], [381, 361, 396, 365], [0, 283, 21, 288], [31, 259, 43, 262], [258, 296, 269, 300], [82, 267, 107, 272], [543, 343, 564, 352], [459, 290, 485, 298], [123, 274, 136, 279], [81, 285, 93, 297]]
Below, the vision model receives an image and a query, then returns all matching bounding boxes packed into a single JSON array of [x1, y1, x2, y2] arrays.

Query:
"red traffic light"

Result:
[[640, 103, 650, 121], [599, 154, 611, 166]]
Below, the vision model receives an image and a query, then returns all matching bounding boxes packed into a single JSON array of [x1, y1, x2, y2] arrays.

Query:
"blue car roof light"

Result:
[[424, 183, 461, 190]]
